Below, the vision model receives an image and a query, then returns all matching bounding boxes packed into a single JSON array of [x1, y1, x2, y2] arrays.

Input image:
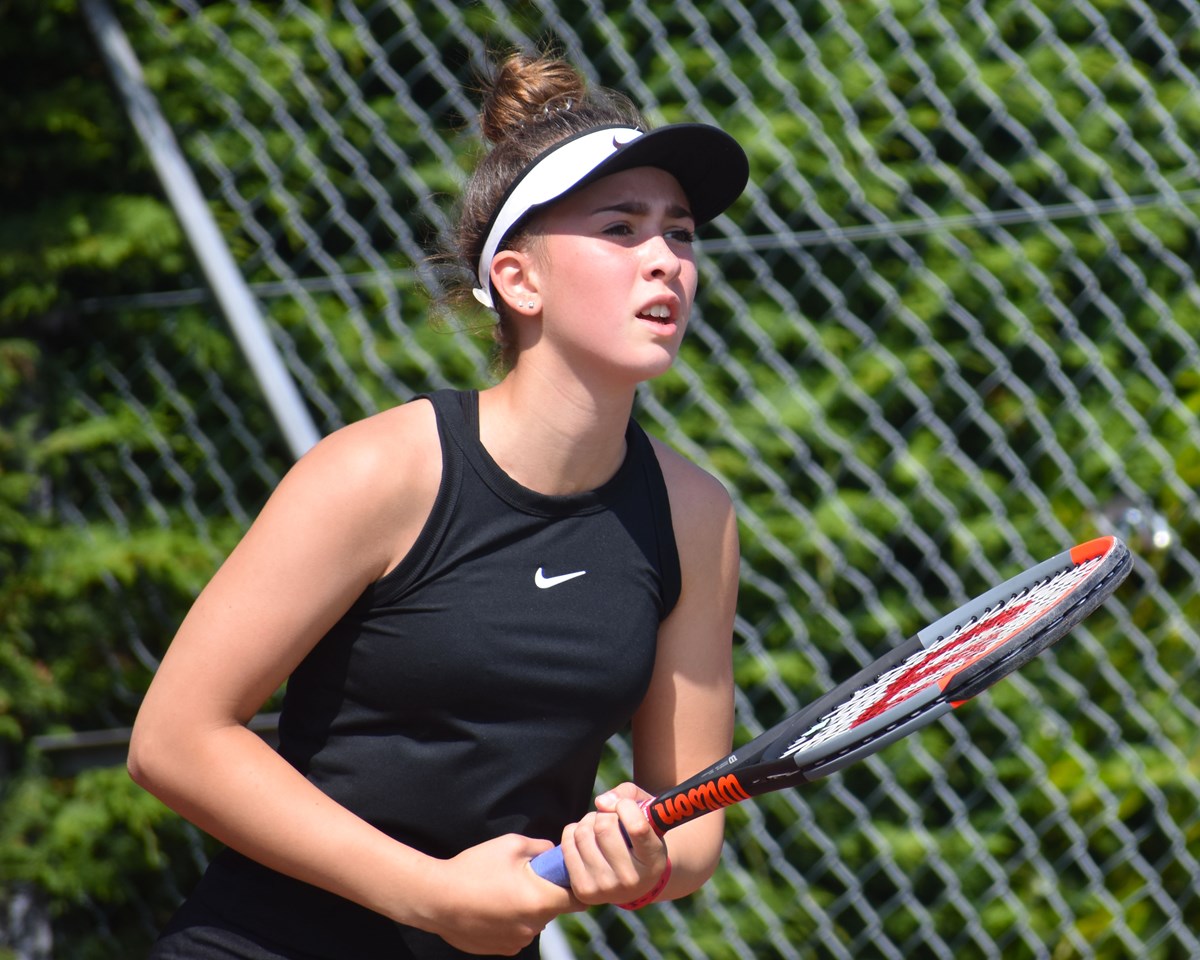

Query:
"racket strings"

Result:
[[782, 555, 1103, 759]]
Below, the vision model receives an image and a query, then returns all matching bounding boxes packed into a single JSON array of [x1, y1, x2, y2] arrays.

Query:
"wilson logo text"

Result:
[[651, 774, 750, 827]]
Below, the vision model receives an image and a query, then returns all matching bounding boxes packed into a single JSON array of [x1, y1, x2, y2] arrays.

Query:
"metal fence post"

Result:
[[80, 0, 321, 460]]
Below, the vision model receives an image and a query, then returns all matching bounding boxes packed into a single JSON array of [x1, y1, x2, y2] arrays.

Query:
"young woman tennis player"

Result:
[[132, 51, 749, 959]]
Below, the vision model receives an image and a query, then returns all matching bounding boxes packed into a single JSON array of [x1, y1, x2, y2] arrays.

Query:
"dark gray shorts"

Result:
[[147, 891, 540, 960], [148, 896, 314, 960]]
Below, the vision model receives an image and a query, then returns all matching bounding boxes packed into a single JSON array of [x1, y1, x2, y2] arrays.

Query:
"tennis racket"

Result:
[[532, 535, 1132, 887]]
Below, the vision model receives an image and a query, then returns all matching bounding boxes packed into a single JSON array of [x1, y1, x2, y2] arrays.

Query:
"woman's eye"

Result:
[[599, 222, 694, 243]]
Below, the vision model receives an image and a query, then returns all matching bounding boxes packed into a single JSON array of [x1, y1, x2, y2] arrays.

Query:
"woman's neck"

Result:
[[476, 374, 635, 496]]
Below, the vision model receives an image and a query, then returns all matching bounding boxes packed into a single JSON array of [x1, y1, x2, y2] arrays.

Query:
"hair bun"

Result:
[[479, 53, 589, 145]]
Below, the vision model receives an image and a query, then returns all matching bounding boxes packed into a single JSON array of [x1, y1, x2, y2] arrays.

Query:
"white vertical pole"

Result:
[[80, 0, 321, 460], [539, 915, 578, 960]]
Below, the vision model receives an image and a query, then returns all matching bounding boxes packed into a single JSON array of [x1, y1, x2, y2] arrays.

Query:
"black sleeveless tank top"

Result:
[[180, 390, 681, 958]]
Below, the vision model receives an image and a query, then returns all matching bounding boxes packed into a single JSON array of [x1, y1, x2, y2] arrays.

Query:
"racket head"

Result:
[[932, 536, 1131, 702], [767, 535, 1132, 777], [639, 536, 1132, 835]]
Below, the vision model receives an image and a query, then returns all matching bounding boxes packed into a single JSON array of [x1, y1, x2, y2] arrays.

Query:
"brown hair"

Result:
[[448, 52, 648, 371]]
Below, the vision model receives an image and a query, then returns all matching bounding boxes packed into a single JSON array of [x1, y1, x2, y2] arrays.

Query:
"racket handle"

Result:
[[530, 845, 571, 887], [530, 799, 658, 888]]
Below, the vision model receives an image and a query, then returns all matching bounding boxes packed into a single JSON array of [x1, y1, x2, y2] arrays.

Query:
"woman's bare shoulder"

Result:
[[265, 397, 444, 579], [304, 397, 439, 491], [645, 435, 734, 521]]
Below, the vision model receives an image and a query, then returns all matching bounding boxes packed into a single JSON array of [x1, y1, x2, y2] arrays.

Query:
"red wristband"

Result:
[[617, 855, 672, 911]]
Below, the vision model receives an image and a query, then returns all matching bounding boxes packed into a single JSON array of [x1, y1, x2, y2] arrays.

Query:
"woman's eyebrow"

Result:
[[590, 199, 695, 221]]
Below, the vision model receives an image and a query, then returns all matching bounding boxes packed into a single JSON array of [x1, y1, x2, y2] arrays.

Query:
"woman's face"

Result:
[[523, 165, 699, 385]]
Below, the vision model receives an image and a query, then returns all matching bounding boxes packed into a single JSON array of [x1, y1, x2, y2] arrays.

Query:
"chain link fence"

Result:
[[15, 0, 1200, 956]]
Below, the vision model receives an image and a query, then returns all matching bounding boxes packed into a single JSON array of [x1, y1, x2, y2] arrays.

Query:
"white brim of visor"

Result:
[[472, 126, 644, 309]]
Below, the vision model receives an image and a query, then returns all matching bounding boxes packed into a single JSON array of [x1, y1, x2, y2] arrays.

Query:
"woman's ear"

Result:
[[489, 248, 542, 315]]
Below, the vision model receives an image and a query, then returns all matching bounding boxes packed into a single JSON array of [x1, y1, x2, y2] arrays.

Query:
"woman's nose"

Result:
[[642, 234, 683, 280]]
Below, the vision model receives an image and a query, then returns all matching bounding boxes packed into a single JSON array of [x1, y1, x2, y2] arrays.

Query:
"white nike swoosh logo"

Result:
[[534, 567, 587, 589]]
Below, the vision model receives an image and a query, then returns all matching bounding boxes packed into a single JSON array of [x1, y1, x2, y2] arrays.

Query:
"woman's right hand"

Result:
[[419, 834, 577, 956]]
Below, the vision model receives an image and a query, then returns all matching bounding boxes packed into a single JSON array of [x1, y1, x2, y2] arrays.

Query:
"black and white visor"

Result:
[[472, 123, 749, 309]]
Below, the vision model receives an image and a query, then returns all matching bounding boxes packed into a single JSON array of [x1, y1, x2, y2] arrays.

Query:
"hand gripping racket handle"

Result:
[[530, 799, 658, 888]]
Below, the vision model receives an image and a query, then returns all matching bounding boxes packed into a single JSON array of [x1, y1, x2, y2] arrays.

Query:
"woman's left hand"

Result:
[[557, 782, 669, 906]]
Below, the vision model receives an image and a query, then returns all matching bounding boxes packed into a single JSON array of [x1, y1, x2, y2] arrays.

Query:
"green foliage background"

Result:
[[2, 1, 1198, 957], [0, 4, 236, 953]]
